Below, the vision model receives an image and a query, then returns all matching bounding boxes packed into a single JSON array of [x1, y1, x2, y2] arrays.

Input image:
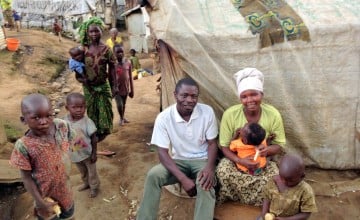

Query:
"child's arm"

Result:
[[128, 62, 134, 98], [20, 170, 57, 215], [90, 132, 97, 163]]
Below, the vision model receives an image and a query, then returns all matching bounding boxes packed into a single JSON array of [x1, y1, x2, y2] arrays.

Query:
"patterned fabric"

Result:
[[83, 82, 113, 137], [264, 179, 318, 217], [231, 0, 310, 48], [215, 158, 279, 206], [78, 17, 104, 46], [9, 118, 75, 210], [83, 44, 115, 84], [82, 43, 115, 136]]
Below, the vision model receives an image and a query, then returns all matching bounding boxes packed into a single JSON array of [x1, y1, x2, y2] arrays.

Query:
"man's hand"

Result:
[[180, 177, 197, 197], [198, 166, 215, 191]]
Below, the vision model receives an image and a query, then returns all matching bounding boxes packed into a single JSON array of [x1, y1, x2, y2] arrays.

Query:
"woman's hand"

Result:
[[258, 144, 269, 157], [231, 127, 242, 140], [266, 133, 276, 145]]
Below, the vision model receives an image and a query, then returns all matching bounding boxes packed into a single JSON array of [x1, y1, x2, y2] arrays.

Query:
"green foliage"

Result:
[[3, 122, 22, 143]]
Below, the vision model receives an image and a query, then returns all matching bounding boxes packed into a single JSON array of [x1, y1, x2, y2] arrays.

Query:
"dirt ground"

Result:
[[0, 28, 360, 220]]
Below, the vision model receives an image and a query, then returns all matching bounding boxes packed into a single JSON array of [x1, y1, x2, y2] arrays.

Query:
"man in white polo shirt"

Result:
[[137, 78, 218, 220]]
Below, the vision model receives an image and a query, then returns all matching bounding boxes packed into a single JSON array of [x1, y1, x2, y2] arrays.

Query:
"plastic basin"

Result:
[[6, 38, 20, 51]]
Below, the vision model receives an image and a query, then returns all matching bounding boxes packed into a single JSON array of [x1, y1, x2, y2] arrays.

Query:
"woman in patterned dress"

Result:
[[77, 17, 116, 142], [216, 68, 286, 206]]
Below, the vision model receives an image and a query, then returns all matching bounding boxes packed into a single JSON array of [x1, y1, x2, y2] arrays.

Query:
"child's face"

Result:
[[22, 101, 54, 135], [71, 50, 84, 62], [114, 47, 124, 60], [130, 50, 135, 56], [66, 97, 86, 120]]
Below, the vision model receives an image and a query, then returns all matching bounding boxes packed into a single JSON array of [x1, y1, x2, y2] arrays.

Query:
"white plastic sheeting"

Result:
[[149, 0, 360, 169]]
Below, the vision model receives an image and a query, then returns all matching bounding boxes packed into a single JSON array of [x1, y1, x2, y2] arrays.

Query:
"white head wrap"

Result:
[[233, 68, 264, 97]]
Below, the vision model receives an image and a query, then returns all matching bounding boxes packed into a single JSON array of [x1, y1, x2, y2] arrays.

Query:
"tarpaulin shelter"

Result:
[[11, 0, 125, 39], [145, 0, 360, 169]]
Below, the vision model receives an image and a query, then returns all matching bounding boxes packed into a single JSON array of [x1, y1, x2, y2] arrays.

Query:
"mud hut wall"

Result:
[[149, 0, 360, 169]]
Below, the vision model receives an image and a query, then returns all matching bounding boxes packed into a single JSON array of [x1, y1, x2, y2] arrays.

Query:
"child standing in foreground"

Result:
[[113, 44, 134, 125], [258, 153, 317, 220], [230, 122, 267, 175], [64, 93, 100, 198], [10, 93, 75, 219]]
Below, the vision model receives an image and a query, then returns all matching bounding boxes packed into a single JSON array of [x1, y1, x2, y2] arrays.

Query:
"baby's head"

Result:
[[65, 93, 86, 121], [241, 122, 265, 146], [279, 153, 305, 187], [69, 47, 84, 62], [20, 93, 53, 133], [109, 28, 118, 38], [130, 48, 136, 56]]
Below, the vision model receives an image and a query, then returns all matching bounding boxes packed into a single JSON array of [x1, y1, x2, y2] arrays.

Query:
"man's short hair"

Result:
[[175, 78, 199, 93]]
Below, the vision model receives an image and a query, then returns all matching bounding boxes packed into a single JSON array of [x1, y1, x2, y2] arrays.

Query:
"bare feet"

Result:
[[89, 189, 98, 198], [77, 184, 90, 191], [123, 119, 130, 123]]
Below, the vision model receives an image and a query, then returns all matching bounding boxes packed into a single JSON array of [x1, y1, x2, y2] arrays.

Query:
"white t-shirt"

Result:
[[151, 103, 218, 160]]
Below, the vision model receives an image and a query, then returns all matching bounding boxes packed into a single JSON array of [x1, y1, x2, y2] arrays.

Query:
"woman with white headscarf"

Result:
[[215, 68, 286, 206]]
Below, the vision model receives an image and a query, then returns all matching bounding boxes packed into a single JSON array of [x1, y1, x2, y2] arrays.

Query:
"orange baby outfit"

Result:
[[229, 139, 267, 173]]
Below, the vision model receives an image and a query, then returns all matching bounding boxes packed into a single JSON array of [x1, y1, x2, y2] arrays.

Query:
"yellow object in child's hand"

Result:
[[44, 197, 61, 217], [254, 149, 260, 161], [264, 213, 275, 220]]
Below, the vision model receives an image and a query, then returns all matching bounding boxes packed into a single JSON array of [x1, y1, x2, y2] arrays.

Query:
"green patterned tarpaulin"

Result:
[[231, 0, 310, 47]]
